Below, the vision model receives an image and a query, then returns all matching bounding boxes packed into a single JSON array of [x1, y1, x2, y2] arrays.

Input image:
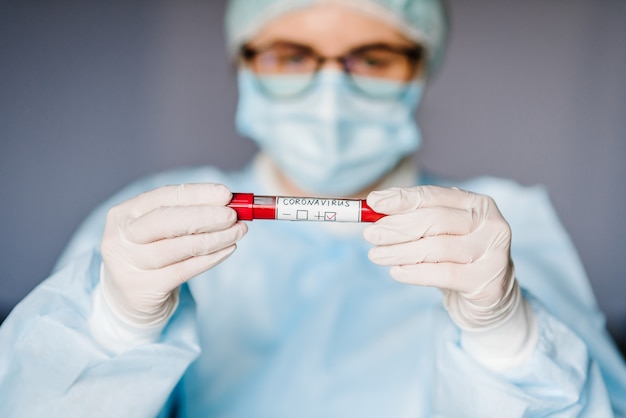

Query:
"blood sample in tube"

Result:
[[228, 193, 385, 223]]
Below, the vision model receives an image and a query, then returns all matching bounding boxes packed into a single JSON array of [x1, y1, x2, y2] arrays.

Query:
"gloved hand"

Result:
[[100, 183, 247, 328], [363, 186, 537, 370]]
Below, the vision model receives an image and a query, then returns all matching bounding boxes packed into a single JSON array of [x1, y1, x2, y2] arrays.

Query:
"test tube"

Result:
[[228, 193, 385, 223]]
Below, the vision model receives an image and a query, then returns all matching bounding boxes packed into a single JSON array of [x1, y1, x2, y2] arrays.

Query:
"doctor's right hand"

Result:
[[100, 183, 248, 328]]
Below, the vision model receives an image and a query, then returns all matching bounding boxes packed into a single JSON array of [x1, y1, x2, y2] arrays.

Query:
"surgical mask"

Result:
[[235, 69, 423, 196]]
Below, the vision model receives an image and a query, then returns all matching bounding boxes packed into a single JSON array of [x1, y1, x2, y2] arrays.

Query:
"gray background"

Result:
[[1, 0, 625, 349]]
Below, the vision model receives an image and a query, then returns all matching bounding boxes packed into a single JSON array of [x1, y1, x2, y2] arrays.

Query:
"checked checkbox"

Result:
[[325, 212, 337, 221]]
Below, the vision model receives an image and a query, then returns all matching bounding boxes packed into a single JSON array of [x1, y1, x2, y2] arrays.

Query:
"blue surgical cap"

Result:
[[225, 0, 448, 73]]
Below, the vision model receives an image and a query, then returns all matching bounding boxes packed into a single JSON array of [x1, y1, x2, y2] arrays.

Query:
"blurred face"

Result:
[[243, 3, 426, 83], [235, 4, 425, 197]]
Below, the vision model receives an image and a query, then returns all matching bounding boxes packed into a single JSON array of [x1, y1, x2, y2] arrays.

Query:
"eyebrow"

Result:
[[246, 40, 423, 56]]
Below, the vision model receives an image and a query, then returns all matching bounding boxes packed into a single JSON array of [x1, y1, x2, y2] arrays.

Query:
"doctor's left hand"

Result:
[[363, 186, 519, 331]]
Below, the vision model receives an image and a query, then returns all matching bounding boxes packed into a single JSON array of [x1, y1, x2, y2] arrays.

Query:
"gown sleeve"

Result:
[[431, 177, 626, 417], [0, 174, 203, 418]]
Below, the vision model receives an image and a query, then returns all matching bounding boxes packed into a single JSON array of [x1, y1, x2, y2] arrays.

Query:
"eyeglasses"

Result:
[[240, 41, 423, 98]]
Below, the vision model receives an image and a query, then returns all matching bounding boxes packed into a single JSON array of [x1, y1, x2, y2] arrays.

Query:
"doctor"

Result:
[[1, 0, 625, 416]]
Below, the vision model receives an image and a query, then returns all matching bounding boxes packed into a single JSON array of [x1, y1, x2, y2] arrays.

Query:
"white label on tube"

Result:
[[275, 197, 362, 222]]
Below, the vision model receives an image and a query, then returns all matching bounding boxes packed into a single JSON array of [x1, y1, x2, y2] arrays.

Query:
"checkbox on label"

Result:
[[325, 212, 337, 221]]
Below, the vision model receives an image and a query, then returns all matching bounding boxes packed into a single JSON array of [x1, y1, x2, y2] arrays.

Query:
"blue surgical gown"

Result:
[[1, 162, 625, 417]]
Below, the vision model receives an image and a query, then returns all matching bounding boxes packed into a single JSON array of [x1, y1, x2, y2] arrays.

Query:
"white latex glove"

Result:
[[364, 186, 537, 370], [99, 183, 247, 328]]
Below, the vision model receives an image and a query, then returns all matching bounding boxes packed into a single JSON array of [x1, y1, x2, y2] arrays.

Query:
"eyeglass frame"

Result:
[[238, 41, 425, 99]]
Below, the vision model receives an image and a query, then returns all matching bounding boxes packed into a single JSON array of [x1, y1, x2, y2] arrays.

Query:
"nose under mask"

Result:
[[235, 70, 423, 196]]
